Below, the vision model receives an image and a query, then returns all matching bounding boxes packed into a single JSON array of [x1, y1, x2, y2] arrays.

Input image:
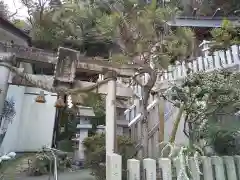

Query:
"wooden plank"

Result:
[[211, 156, 226, 180], [9, 74, 133, 97], [173, 158, 181, 178], [201, 156, 214, 180], [148, 123, 159, 138], [189, 157, 200, 180], [234, 156, 240, 179], [223, 156, 238, 180], [158, 97, 165, 142]]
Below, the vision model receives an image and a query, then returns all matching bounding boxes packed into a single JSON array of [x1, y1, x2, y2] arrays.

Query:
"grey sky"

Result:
[[4, 0, 28, 19]]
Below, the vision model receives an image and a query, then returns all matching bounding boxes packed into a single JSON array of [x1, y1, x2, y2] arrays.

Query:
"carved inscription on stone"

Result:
[[54, 47, 78, 82]]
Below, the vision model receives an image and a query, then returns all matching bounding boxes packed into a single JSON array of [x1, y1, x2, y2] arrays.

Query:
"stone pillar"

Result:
[[0, 53, 15, 125], [104, 70, 117, 180], [78, 128, 89, 160], [104, 70, 117, 154]]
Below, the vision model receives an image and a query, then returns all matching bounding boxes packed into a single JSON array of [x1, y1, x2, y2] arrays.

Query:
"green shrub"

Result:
[[83, 134, 136, 180], [202, 121, 240, 156], [27, 152, 72, 176], [57, 140, 74, 152]]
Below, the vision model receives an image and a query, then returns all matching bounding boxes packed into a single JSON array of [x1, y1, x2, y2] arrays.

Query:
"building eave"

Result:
[[167, 16, 240, 28], [0, 17, 31, 45]]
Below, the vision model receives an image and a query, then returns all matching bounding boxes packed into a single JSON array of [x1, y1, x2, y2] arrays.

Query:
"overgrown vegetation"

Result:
[[0, 98, 16, 146], [3, 0, 240, 167], [27, 152, 72, 176], [83, 134, 135, 180], [165, 69, 240, 155], [209, 19, 240, 53]]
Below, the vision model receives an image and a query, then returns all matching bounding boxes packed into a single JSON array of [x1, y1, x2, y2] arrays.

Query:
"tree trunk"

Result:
[[169, 105, 185, 143], [159, 97, 165, 142], [142, 105, 149, 158]]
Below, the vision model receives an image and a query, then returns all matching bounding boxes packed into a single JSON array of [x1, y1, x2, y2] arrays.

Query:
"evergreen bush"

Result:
[[83, 134, 136, 180]]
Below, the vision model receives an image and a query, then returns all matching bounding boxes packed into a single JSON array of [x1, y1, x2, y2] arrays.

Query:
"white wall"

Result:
[[0, 85, 25, 154], [17, 88, 57, 151], [1, 86, 57, 153]]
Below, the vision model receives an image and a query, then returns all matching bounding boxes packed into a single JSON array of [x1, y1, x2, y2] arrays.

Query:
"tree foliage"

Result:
[[209, 19, 240, 54], [1, 98, 16, 124], [27, 151, 72, 176], [202, 120, 240, 156], [167, 69, 240, 154]]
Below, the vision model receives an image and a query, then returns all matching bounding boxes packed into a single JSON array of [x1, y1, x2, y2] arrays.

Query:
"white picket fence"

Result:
[[107, 153, 240, 180], [157, 45, 240, 82]]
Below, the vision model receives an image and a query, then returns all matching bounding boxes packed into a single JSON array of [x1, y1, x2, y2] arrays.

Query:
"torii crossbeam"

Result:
[[0, 42, 139, 77]]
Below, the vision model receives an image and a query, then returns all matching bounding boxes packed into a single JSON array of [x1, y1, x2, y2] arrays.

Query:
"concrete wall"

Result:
[[0, 86, 57, 153]]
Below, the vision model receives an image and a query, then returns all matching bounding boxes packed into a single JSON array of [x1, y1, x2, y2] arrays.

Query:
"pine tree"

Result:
[[51, 0, 196, 157]]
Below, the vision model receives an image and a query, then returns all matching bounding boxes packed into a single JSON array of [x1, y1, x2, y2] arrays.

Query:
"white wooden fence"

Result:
[[107, 153, 240, 180], [157, 45, 240, 82]]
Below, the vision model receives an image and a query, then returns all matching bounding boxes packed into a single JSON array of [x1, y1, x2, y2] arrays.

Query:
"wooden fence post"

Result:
[[223, 156, 237, 180], [189, 157, 200, 180], [211, 156, 226, 180], [234, 156, 240, 179], [201, 156, 214, 180]]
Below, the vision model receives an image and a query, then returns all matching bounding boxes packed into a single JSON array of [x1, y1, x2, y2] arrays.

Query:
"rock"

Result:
[[0, 155, 11, 160], [7, 152, 16, 158]]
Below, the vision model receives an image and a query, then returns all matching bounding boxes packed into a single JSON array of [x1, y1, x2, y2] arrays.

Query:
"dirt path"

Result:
[[3, 170, 95, 180], [1, 153, 35, 179], [1, 153, 95, 180]]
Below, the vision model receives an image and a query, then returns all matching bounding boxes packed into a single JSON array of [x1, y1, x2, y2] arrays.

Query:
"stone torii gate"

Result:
[[0, 45, 139, 179]]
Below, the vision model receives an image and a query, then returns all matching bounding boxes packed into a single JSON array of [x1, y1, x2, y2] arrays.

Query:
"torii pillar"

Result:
[[104, 70, 117, 154], [104, 70, 117, 180], [0, 53, 15, 125]]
